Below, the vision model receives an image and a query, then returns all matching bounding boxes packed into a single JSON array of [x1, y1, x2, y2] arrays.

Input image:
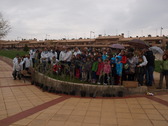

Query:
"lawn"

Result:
[[0, 49, 28, 59]]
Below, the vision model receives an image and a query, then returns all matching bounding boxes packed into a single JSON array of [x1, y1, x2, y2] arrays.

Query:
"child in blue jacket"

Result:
[[115, 56, 123, 85]]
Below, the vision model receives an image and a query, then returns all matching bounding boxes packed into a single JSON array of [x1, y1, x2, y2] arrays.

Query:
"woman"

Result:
[[135, 51, 148, 86], [158, 54, 168, 89], [127, 52, 137, 81]]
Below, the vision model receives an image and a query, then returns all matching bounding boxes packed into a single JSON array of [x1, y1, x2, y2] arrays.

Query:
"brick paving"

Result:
[[0, 60, 167, 126]]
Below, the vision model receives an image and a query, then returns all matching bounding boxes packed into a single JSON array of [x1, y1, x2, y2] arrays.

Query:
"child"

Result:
[[110, 57, 116, 85], [85, 57, 92, 82], [103, 59, 111, 85], [81, 58, 87, 81], [96, 58, 104, 84], [115, 56, 123, 85], [53, 60, 61, 75], [91, 57, 98, 83], [102, 50, 108, 61], [12, 58, 22, 80], [74, 54, 82, 79]]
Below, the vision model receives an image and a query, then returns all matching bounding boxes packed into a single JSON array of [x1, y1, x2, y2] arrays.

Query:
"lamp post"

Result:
[[90, 31, 94, 39], [160, 27, 163, 36], [46, 34, 50, 40]]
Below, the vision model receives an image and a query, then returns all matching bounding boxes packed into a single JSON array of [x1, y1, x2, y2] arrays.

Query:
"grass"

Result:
[[0, 49, 28, 59]]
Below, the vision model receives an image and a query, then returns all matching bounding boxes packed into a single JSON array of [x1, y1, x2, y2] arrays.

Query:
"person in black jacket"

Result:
[[144, 49, 155, 86]]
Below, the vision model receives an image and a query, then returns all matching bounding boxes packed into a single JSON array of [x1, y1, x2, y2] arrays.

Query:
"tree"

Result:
[[23, 44, 29, 52], [0, 12, 11, 39]]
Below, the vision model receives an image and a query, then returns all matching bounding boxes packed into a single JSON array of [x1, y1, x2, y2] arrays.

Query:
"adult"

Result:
[[144, 49, 155, 86], [73, 47, 81, 57], [29, 47, 36, 67], [13, 54, 19, 65], [24, 55, 31, 71], [136, 51, 148, 86], [64, 47, 72, 66], [59, 46, 67, 62], [127, 52, 137, 81], [158, 54, 168, 89], [41, 48, 49, 72], [49, 49, 57, 64]]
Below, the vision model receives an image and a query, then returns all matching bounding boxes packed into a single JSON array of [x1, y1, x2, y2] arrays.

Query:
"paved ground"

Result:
[[0, 60, 168, 126]]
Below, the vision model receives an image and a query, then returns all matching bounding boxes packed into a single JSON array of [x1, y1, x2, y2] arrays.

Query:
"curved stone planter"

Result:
[[0, 56, 13, 66], [0, 56, 148, 97], [32, 71, 148, 97]]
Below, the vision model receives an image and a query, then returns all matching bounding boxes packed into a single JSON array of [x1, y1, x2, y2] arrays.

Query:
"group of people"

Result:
[[12, 46, 168, 89]]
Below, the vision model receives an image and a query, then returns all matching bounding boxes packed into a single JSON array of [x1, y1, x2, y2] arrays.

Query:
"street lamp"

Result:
[[46, 34, 50, 40], [90, 31, 94, 39], [160, 27, 163, 36]]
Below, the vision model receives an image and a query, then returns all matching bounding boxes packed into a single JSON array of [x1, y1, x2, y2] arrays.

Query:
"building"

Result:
[[0, 34, 168, 49]]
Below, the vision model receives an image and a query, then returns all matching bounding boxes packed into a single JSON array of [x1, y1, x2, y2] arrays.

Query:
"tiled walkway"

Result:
[[0, 60, 168, 126]]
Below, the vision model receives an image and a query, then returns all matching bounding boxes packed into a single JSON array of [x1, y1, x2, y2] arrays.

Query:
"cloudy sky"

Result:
[[0, 0, 168, 40]]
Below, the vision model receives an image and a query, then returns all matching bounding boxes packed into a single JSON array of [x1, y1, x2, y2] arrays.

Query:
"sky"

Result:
[[0, 0, 168, 40]]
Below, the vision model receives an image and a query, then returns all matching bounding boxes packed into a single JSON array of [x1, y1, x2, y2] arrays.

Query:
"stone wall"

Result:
[[0, 56, 13, 66], [32, 71, 148, 97], [0, 56, 148, 97]]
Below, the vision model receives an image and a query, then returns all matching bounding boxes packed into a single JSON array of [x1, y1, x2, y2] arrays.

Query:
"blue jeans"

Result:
[[146, 66, 154, 86]]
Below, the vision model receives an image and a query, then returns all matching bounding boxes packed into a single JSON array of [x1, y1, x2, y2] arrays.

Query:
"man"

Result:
[[59, 46, 67, 62], [29, 47, 36, 67], [12, 54, 19, 75], [48, 49, 58, 65], [41, 48, 49, 72], [73, 47, 81, 57], [24, 55, 31, 71], [13, 58, 22, 80], [144, 48, 155, 86], [64, 47, 72, 66], [13, 54, 19, 65]]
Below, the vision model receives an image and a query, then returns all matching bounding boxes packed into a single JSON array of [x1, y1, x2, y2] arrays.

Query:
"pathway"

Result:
[[0, 60, 167, 126]]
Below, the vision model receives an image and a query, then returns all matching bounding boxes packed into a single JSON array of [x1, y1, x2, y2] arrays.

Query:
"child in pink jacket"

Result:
[[103, 59, 111, 85]]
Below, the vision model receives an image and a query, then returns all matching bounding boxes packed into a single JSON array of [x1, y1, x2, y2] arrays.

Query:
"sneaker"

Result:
[[97, 82, 101, 85], [103, 83, 107, 85]]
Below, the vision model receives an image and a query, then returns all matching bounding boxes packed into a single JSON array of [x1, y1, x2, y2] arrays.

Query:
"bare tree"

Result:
[[0, 12, 11, 39]]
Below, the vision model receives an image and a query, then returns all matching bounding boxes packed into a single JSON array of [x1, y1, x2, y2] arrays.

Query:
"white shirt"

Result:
[[73, 50, 81, 56], [24, 57, 31, 68], [139, 55, 148, 67], [64, 51, 72, 62], [49, 51, 57, 61], [13, 57, 18, 70], [29, 49, 36, 59], [13, 62, 22, 71], [59, 51, 66, 61], [41, 51, 49, 61], [13, 57, 18, 65]]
